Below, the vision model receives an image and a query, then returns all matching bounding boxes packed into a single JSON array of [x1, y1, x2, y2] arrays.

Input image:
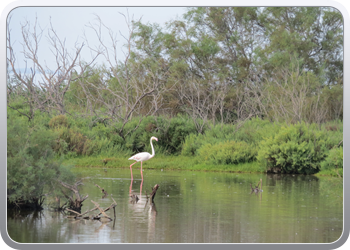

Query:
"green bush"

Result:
[[7, 116, 75, 209], [53, 127, 90, 156], [181, 117, 281, 156], [182, 133, 203, 156], [48, 115, 69, 129], [117, 115, 197, 155], [198, 140, 257, 165], [321, 146, 343, 170], [158, 115, 197, 154], [257, 122, 330, 174]]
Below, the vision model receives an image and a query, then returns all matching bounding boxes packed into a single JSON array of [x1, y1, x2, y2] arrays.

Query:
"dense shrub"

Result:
[[198, 140, 257, 165], [182, 133, 204, 156], [257, 122, 331, 174], [48, 115, 69, 129], [182, 117, 281, 156], [157, 115, 197, 154], [321, 146, 343, 170], [321, 120, 343, 146], [116, 115, 197, 155], [7, 115, 75, 209], [53, 127, 89, 156]]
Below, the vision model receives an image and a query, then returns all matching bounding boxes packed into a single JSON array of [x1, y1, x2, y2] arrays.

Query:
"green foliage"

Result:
[[198, 140, 257, 165], [191, 35, 220, 60], [181, 133, 204, 156], [109, 115, 197, 156], [182, 117, 281, 156], [157, 115, 197, 155], [48, 115, 69, 129], [7, 115, 75, 208], [258, 7, 343, 85], [321, 147, 343, 170], [257, 122, 331, 174], [53, 127, 85, 156]]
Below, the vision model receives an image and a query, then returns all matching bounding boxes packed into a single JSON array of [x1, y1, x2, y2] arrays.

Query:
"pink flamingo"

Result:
[[128, 136, 158, 196], [128, 136, 158, 184]]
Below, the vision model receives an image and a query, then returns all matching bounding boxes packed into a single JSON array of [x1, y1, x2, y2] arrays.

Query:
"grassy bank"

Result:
[[64, 155, 343, 177], [62, 155, 264, 173], [315, 168, 343, 178]]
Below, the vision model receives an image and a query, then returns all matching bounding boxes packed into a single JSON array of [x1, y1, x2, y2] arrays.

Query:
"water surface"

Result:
[[7, 167, 343, 243]]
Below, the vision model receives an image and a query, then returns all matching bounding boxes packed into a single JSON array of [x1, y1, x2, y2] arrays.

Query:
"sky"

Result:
[[7, 6, 188, 71]]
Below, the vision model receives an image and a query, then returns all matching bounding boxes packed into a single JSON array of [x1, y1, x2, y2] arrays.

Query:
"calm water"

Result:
[[7, 167, 343, 243]]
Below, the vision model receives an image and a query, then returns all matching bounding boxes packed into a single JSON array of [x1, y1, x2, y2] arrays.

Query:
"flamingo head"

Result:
[[151, 136, 158, 142]]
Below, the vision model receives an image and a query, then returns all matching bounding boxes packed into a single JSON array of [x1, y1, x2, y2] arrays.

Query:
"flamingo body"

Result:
[[128, 152, 153, 162]]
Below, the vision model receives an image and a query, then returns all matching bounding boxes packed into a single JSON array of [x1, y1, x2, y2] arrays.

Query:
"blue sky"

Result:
[[7, 7, 187, 70]]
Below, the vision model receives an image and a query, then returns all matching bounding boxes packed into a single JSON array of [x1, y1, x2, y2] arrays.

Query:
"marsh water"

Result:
[[7, 167, 343, 243]]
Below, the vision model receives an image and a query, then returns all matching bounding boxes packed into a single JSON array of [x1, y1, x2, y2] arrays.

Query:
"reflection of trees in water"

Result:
[[7, 209, 77, 243], [264, 174, 321, 198], [265, 174, 319, 186], [319, 177, 343, 205]]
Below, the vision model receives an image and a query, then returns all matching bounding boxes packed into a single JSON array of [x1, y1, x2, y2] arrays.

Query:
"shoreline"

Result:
[[63, 155, 342, 178]]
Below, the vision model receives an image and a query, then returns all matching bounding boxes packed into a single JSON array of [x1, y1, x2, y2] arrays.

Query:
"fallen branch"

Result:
[[96, 202, 117, 217], [95, 184, 108, 198], [91, 200, 111, 220], [66, 208, 83, 216], [66, 199, 117, 221]]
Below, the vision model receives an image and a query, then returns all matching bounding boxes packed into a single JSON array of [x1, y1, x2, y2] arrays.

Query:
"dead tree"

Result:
[[58, 180, 88, 212], [81, 13, 168, 140], [7, 15, 99, 119]]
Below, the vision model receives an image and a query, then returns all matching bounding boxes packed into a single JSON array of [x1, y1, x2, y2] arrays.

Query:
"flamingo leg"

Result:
[[140, 177, 143, 199], [140, 161, 144, 198], [129, 179, 133, 195], [129, 161, 137, 181], [140, 161, 144, 180]]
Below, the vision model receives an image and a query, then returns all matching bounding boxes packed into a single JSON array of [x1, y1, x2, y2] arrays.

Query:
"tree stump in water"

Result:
[[250, 181, 262, 194], [146, 184, 159, 203], [59, 180, 88, 213], [129, 194, 139, 204]]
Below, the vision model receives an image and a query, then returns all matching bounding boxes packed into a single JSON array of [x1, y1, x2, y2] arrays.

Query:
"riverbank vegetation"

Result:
[[7, 7, 343, 209]]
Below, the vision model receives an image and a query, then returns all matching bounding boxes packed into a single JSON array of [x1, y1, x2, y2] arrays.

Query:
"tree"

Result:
[[7, 15, 98, 120], [79, 14, 169, 140], [7, 114, 75, 210], [258, 7, 343, 85]]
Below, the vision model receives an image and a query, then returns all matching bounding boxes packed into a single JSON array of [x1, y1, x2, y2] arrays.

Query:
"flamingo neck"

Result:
[[150, 138, 155, 158]]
